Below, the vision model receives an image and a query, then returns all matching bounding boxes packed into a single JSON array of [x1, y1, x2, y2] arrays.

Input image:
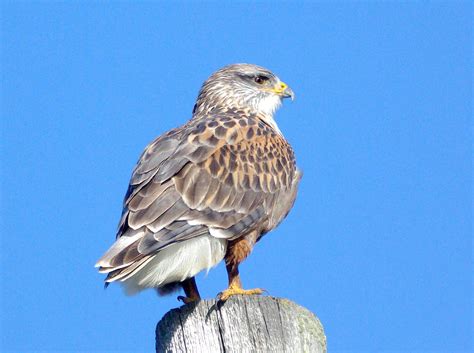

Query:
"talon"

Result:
[[218, 286, 264, 302], [177, 295, 199, 304]]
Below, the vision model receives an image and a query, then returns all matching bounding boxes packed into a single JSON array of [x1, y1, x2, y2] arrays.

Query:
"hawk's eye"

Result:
[[254, 75, 268, 84]]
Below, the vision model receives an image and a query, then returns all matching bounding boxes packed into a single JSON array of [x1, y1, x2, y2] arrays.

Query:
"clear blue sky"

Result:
[[1, 2, 472, 352]]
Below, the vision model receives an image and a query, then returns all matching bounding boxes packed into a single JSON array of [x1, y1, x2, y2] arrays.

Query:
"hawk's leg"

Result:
[[178, 277, 201, 304], [219, 235, 264, 301]]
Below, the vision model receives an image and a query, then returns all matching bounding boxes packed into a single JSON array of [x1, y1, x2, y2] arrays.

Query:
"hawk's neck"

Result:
[[191, 104, 283, 136]]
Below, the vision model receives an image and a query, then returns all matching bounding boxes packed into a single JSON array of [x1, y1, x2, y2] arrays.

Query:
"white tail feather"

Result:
[[120, 235, 227, 295], [95, 229, 145, 268]]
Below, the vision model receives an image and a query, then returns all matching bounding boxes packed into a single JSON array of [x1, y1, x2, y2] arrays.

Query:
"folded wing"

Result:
[[96, 113, 299, 284]]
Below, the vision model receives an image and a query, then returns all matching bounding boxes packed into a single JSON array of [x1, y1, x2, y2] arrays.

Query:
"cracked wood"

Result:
[[156, 296, 326, 353]]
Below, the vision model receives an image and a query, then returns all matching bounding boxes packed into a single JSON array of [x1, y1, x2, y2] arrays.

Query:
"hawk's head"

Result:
[[193, 64, 294, 118]]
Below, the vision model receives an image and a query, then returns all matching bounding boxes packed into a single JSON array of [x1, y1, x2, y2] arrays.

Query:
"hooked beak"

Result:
[[271, 81, 295, 101]]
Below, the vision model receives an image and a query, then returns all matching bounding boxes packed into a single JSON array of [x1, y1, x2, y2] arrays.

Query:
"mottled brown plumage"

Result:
[[96, 63, 300, 301]]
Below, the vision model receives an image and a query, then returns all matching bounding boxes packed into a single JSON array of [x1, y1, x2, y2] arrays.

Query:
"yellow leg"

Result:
[[219, 283, 264, 301], [219, 263, 264, 301]]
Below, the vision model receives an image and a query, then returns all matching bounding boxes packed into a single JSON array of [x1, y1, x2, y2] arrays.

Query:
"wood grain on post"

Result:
[[156, 295, 326, 353]]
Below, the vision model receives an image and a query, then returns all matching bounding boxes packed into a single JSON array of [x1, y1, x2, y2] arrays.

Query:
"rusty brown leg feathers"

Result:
[[219, 236, 264, 301]]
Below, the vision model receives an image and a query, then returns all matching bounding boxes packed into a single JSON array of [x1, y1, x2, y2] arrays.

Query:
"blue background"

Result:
[[1, 2, 472, 352]]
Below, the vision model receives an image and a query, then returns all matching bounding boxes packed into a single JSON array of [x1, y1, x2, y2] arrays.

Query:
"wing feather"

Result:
[[128, 188, 181, 229], [147, 200, 189, 232], [97, 113, 300, 282], [128, 180, 173, 212]]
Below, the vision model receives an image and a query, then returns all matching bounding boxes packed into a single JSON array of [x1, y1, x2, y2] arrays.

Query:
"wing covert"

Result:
[[98, 112, 299, 276]]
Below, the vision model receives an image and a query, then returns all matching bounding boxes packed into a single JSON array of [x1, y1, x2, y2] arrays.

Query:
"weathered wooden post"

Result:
[[156, 295, 326, 353]]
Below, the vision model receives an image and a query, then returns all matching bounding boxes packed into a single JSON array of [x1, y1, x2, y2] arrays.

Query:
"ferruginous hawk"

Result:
[[95, 64, 301, 302]]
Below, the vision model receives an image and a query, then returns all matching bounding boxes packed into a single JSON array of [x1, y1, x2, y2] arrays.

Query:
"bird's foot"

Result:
[[177, 295, 200, 304], [218, 286, 265, 302]]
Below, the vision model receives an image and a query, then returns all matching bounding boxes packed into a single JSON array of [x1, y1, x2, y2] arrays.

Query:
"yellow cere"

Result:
[[272, 82, 288, 94]]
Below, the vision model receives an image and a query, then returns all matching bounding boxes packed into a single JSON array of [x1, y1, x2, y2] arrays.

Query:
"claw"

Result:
[[177, 295, 199, 304], [218, 287, 265, 302]]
